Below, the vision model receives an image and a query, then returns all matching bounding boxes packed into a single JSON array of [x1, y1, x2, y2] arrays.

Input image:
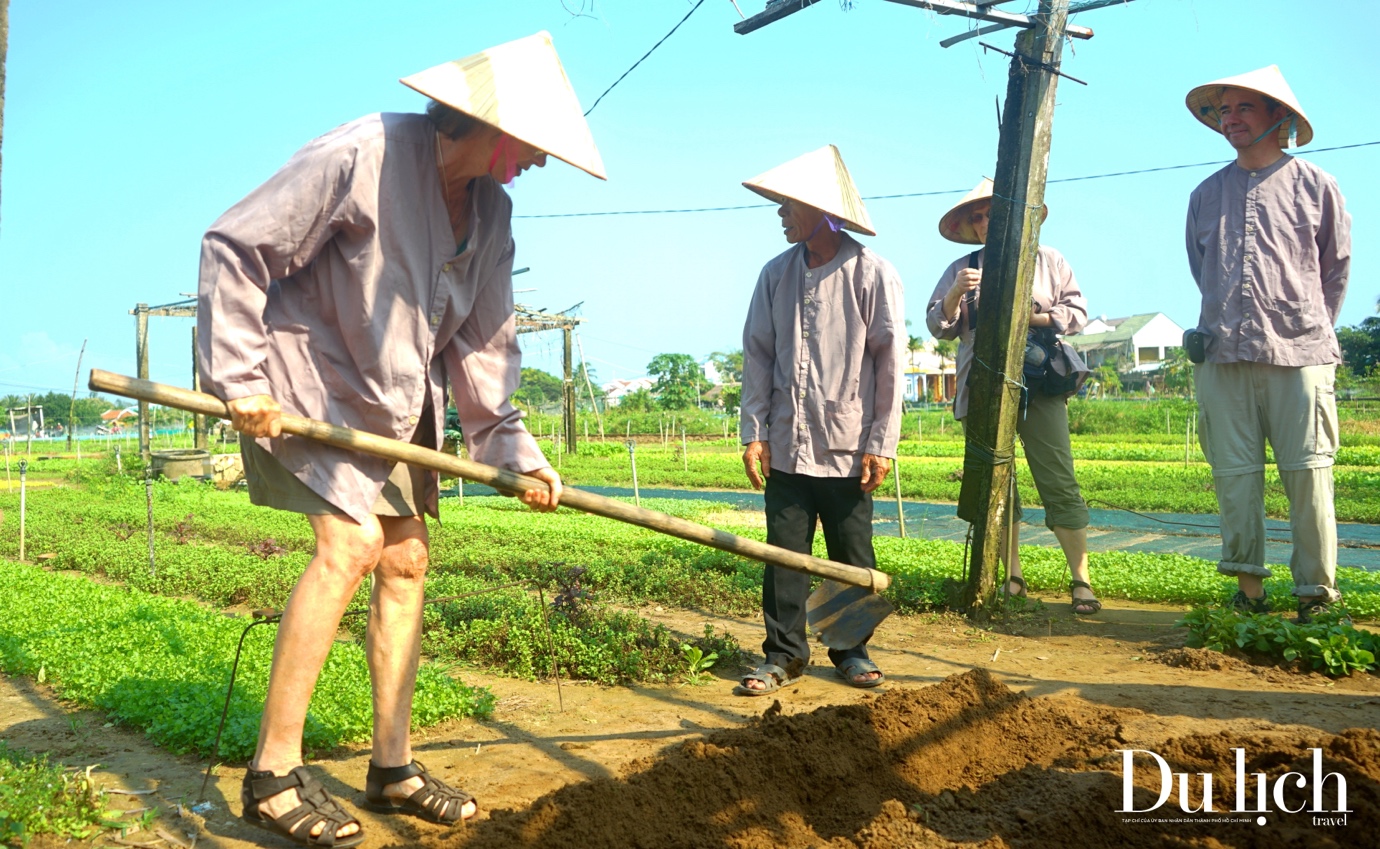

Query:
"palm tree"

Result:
[[933, 340, 958, 401]]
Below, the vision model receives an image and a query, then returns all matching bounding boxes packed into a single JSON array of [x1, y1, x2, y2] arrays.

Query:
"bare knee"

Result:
[[311, 515, 385, 581], [378, 536, 429, 582]]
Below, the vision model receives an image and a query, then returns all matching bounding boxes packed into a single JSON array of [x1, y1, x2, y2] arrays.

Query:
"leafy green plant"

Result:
[[0, 743, 119, 844], [0, 562, 493, 760], [680, 643, 718, 686], [1178, 605, 1378, 677]]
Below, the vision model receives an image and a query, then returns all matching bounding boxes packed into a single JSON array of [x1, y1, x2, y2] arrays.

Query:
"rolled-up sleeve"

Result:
[[865, 268, 906, 457], [740, 268, 775, 445], [1043, 253, 1088, 335], [198, 140, 364, 401], [443, 237, 548, 473], [926, 265, 962, 340]]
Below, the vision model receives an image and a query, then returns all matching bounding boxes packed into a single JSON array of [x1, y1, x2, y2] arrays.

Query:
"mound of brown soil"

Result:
[[437, 670, 1377, 848], [1156, 647, 1246, 672]]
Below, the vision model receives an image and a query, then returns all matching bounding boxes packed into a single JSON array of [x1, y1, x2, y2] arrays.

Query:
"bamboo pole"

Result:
[[627, 440, 641, 508], [90, 370, 890, 591]]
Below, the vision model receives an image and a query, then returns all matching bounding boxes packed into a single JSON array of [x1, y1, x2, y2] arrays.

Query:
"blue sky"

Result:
[[2, 0, 1377, 397]]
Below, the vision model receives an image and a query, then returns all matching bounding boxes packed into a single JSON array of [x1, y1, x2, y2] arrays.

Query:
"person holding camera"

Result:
[[926, 179, 1098, 614], [1184, 66, 1351, 623]]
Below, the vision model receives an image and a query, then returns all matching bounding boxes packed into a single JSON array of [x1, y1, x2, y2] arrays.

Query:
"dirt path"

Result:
[[6, 594, 1379, 848]]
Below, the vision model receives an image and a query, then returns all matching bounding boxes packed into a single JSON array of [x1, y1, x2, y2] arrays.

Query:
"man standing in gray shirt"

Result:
[[736, 145, 905, 695], [1184, 65, 1351, 623]]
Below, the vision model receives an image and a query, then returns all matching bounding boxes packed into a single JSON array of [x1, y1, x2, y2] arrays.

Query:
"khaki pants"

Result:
[[1195, 362, 1340, 601]]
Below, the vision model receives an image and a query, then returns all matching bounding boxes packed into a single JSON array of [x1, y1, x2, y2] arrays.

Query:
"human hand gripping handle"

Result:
[[742, 441, 771, 490], [859, 454, 891, 494], [226, 395, 283, 438], [519, 467, 562, 512]]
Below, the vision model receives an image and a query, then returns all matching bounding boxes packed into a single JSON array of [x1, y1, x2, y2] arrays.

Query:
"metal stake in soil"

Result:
[[536, 585, 564, 713], [115, 444, 122, 475], [681, 427, 688, 473], [893, 458, 906, 539], [627, 440, 641, 507]]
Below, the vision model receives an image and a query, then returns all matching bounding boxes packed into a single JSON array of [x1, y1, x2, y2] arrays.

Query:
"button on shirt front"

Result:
[[740, 235, 905, 477]]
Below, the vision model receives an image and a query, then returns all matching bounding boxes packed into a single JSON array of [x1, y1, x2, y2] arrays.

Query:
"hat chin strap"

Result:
[[806, 213, 843, 240], [1247, 112, 1298, 148], [488, 135, 521, 186]]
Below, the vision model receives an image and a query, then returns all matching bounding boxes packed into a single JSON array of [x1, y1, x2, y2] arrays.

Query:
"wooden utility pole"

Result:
[[191, 326, 206, 450], [127, 298, 197, 461], [957, 0, 1069, 618], [135, 303, 151, 461], [562, 325, 577, 455]]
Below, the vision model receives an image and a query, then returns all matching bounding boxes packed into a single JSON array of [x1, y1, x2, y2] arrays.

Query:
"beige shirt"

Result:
[[198, 112, 546, 522], [1186, 155, 1351, 366], [926, 245, 1088, 420], [740, 234, 906, 477]]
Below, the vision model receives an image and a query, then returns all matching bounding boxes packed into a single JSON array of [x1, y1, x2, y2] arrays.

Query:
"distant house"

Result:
[[601, 377, 656, 406], [1065, 313, 1186, 372], [904, 339, 958, 403]]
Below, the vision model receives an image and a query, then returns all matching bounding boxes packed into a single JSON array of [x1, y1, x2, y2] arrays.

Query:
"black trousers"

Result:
[[762, 469, 875, 671]]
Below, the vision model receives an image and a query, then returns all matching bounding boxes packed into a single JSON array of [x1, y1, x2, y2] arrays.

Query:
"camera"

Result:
[[1183, 328, 1212, 364]]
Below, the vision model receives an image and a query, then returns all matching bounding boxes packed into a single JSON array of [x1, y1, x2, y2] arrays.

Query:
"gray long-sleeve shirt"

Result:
[[926, 245, 1088, 421], [198, 112, 547, 522], [740, 234, 905, 477], [1186, 155, 1351, 366]]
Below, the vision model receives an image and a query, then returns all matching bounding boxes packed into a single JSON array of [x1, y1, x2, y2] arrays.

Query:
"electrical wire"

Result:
[[515, 139, 1380, 219], [583, 0, 707, 117]]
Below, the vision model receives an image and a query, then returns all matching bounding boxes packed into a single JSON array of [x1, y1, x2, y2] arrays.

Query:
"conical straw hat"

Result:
[[1185, 64, 1312, 148], [401, 31, 606, 180], [938, 178, 1047, 245], [742, 145, 875, 236]]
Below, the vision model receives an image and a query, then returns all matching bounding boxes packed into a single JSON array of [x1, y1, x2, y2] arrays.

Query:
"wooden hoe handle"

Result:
[[89, 370, 891, 592]]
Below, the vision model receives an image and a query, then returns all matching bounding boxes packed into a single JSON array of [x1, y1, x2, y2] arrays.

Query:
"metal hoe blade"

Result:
[[806, 580, 894, 650]]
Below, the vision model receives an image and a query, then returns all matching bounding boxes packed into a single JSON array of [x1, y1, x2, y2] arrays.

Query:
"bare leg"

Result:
[[1051, 525, 1097, 611], [368, 515, 477, 821], [1237, 573, 1266, 600], [249, 513, 384, 838], [1002, 520, 1024, 595]]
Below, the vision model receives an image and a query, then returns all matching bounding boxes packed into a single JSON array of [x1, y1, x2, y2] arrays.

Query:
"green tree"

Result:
[[1338, 317, 1380, 377], [512, 368, 564, 409], [618, 387, 656, 412], [707, 349, 743, 384], [1159, 348, 1194, 398], [647, 353, 702, 410], [1091, 362, 1122, 398]]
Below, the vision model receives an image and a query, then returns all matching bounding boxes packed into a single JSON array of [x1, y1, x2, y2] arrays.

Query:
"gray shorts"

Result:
[[239, 411, 436, 517]]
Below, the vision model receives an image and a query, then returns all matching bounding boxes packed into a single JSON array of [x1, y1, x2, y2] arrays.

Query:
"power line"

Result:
[[516, 139, 1380, 219], [583, 0, 707, 117]]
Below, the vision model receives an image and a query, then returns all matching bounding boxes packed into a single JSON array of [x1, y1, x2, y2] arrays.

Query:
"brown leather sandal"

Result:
[[1002, 575, 1028, 599], [363, 759, 477, 825], [1070, 580, 1102, 616], [241, 766, 364, 848]]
